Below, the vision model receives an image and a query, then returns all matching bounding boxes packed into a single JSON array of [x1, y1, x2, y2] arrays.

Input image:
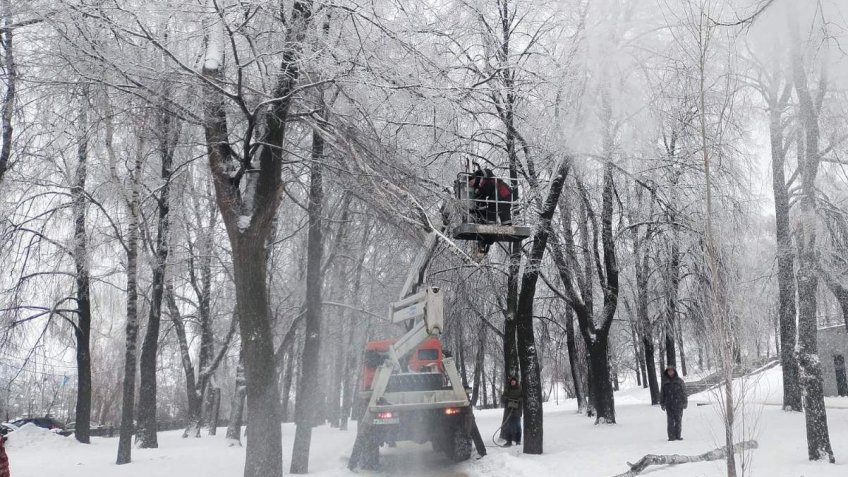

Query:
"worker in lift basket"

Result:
[[660, 366, 688, 441], [501, 376, 523, 447], [468, 168, 512, 226]]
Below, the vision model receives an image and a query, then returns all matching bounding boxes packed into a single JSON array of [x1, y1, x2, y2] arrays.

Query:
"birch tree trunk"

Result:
[[0, 0, 15, 186], [116, 135, 143, 466]]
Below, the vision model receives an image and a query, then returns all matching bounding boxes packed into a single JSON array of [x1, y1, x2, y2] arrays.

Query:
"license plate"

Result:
[[373, 418, 400, 425]]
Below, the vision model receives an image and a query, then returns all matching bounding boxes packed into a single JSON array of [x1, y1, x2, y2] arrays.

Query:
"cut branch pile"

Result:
[[612, 440, 758, 477]]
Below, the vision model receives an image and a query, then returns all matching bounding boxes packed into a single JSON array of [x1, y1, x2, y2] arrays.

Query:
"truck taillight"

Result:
[[444, 408, 461, 416], [377, 411, 394, 419]]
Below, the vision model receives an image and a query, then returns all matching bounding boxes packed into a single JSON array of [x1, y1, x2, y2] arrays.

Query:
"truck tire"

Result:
[[447, 425, 472, 462]]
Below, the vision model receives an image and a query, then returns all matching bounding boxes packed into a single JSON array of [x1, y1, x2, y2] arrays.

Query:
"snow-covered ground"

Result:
[[6, 366, 848, 477]]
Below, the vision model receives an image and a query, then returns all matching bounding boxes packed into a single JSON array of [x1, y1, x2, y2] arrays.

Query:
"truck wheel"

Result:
[[448, 425, 472, 462]]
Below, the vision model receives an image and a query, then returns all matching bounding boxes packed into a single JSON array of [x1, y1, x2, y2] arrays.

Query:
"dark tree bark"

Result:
[[564, 300, 585, 407], [550, 165, 619, 424], [791, 26, 835, 462], [226, 353, 247, 446], [206, 387, 221, 435], [500, 246, 520, 437], [280, 339, 296, 423], [764, 76, 803, 411], [201, 2, 314, 474], [675, 320, 687, 376], [514, 158, 571, 454], [471, 321, 487, 406], [630, 190, 660, 404], [72, 89, 92, 444], [136, 84, 179, 449], [290, 127, 325, 474]]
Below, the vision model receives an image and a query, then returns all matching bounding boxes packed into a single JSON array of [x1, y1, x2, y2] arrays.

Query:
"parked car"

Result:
[[67, 421, 115, 438], [8, 417, 72, 436], [0, 423, 17, 436]]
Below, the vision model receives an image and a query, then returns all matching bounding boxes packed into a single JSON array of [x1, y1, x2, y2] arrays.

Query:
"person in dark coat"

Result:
[[0, 435, 9, 477], [501, 376, 523, 447], [660, 366, 688, 441], [469, 168, 512, 225]]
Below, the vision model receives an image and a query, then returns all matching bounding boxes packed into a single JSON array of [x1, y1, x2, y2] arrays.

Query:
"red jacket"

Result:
[[0, 436, 9, 477]]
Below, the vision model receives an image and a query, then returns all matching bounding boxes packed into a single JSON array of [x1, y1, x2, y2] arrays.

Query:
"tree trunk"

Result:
[[500, 241, 520, 438], [167, 284, 203, 438], [629, 316, 641, 387], [116, 144, 142, 465], [564, 305, 584, 408], [676, 321, 687, 377], [201, 1, 313, 474], [290, 129, 325, 474], [792, 29, 835, 461], [767, 83, 803, 411], [136, 92, 177, 449], [634, 225, 659, 404], [232, 237, 283, 476], [471, 322, 487, 406], [72, 89, 92, 444], [226, 354, 247, 446], [207, 386, 221, 435], [664, 237, 680, 369], [0, 0, 16, 186], [589, 334, 616, 423], [514, 157, 570, 454], [280, 343, 295, 423]]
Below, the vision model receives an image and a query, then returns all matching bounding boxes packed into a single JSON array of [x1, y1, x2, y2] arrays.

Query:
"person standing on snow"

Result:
[[0, 434, 10, 477], [660, 366, 688, 441], [501, 376, 523, 447]]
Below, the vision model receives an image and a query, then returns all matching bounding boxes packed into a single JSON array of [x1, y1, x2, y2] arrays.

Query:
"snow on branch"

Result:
[[612, 440, 758, 477], [202, 0, 225, 73]]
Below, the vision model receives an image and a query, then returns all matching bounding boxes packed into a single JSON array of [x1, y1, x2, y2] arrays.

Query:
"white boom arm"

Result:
[[363, 226, 468, 413], [387, 287, 444, 368]]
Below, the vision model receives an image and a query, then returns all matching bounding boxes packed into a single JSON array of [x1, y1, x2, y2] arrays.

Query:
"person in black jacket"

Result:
[[469, 168, 512, 225], [660, 366, 688, 441], [501, 376, 523, 447]]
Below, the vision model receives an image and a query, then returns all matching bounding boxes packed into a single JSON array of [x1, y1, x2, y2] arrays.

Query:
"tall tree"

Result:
[[514, 157, 571, 453], [136, 79, 180, 449], [790, 16, 835, 463], [114, 114, 143, 466], [761, 65, 803, 411], [0, 0, 16, 186], [290, 119, 326, 474], [201, 1, 315, 474], [71, 87, 92, 444]]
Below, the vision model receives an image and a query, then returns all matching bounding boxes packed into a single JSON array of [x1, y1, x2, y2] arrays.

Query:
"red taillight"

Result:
[[376, 411, 394, 419], [444, 408, 461, 416]]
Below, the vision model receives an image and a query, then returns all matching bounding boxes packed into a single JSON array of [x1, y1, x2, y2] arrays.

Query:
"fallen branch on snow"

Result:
[[612, 440, 758, 477]]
